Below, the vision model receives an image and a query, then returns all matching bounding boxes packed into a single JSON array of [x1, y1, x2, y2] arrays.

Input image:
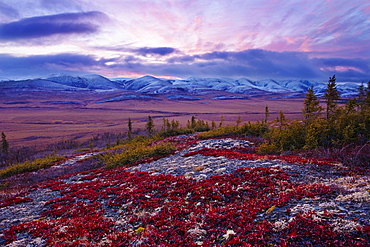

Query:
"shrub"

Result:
[[102, 142, 176, 169], [257, 142, 280, 154], [198, 126, 239, 139], [157, 128, 194, 138], [262, 121, 306, 152], [198, 122, 268, 139], [0, 154, 65, 179]]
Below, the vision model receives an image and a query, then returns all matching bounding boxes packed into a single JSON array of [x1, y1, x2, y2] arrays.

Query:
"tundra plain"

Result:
[[0, 90, 304, 147]]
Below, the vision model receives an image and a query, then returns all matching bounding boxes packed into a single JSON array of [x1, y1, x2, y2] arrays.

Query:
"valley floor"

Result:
[[1, 94, 304, 147]]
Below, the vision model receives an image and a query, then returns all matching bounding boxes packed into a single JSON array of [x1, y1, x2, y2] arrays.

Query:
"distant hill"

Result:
[[0, 74, 360, 98]]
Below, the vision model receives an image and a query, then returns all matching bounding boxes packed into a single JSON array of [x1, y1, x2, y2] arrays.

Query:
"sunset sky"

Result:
[[0, 0, 369, 82]]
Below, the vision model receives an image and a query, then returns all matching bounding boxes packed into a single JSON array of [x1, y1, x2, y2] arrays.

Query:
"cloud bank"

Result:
[[0, 0, 368, 82], [0, 11, 104, 40], [1, 49, 368, 82]]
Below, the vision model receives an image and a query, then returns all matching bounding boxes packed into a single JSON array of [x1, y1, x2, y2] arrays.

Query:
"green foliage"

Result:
[[0, 154, 65, 179], [186, 116, 210, 132], [239, 121, 269, 137], [302, 86, 323, 125], [303, 119, 328, 149], [198, 126, 238, 139], [198, 121, 268, 139], [324, 75, 340, 120], [261, 120, 306, 152], [157, 128, 194, 138], [102, 139, 176, 169], [260, 77, 370, 153], [256, 142, 279, 155]]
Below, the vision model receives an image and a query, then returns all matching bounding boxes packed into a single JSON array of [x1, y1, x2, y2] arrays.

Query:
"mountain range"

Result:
[[0, 74, 361, 102]]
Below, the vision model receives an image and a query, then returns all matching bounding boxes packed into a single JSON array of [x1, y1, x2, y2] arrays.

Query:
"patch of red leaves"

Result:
[[0, 195, 33, 208], [3, 165, 368, 246], [183, 148, 339, 165]]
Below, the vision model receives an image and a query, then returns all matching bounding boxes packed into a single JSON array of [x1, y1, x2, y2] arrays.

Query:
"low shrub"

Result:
[[198, 122, 268, 139], [198, 126, 239, 139], [102, 142, 176, 169], [157, 128, 194, 138], [0, 154, 65, 179]]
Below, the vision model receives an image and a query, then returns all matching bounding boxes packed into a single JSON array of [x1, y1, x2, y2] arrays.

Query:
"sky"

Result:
[[0, 0, 369, 82]]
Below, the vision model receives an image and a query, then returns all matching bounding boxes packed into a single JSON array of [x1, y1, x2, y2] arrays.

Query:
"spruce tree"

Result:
[[302, 86, 322, 125], [324, 75, 340, 120], [146, 116, 155, 136], [211, 120, 216, 129], [1, 132, 9, 154], [127, 118, 133, 140], [366, 81, 370, 108], [357, 82, 367, 112], [264, 106, 269, 123], [279, 111, 286, 128], [191, 116, 196, 129]]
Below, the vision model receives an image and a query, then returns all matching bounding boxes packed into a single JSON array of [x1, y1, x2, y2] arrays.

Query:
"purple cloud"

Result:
[[0, 53, 103, 78], [134, 47, 177, 56], [0, 11, 104, 40], [1, 49, 369, 82]]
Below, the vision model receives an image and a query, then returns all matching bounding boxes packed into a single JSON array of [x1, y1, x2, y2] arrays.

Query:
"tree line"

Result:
[[261, 75, 370, 155]]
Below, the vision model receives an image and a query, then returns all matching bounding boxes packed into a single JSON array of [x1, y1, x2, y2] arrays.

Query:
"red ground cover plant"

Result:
[[2, 137, 369, 246], [183, 148, 339, 165], [4, 164, 369, 246], [0, 195, 33, 208]]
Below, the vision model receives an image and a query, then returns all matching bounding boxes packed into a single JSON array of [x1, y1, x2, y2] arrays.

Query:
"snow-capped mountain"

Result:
[[46, 74, 121, 90], [0, 78, 81, 91], [0, 74, 361, 98], [116, 76, 360, 97]]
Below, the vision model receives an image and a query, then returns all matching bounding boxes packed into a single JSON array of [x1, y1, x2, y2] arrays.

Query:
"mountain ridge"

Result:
[[0, 74, 361, 98]]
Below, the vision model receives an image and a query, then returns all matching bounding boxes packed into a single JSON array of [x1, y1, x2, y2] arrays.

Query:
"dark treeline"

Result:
[[260, 75, 370, 166]]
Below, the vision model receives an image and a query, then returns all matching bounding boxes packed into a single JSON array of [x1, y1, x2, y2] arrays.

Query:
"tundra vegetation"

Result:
[[1, 75, 369, 176], [0, 75, 369, 245]]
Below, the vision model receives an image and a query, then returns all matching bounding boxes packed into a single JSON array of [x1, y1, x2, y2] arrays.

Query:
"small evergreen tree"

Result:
[[302, 86, 322, 125], [171, 119, 180, 130], [357, 82, 367, 113], [211, 120, 216, 130], [279, 111, 286, 128], [146, 116, 155, 136], [127, 118, 133, 140], [264, 106, 270, 123], [191, 116, 196, 129], [1, 132, 9, 154], [366, 81, 370, 108], [324, 75, 340, 120]]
